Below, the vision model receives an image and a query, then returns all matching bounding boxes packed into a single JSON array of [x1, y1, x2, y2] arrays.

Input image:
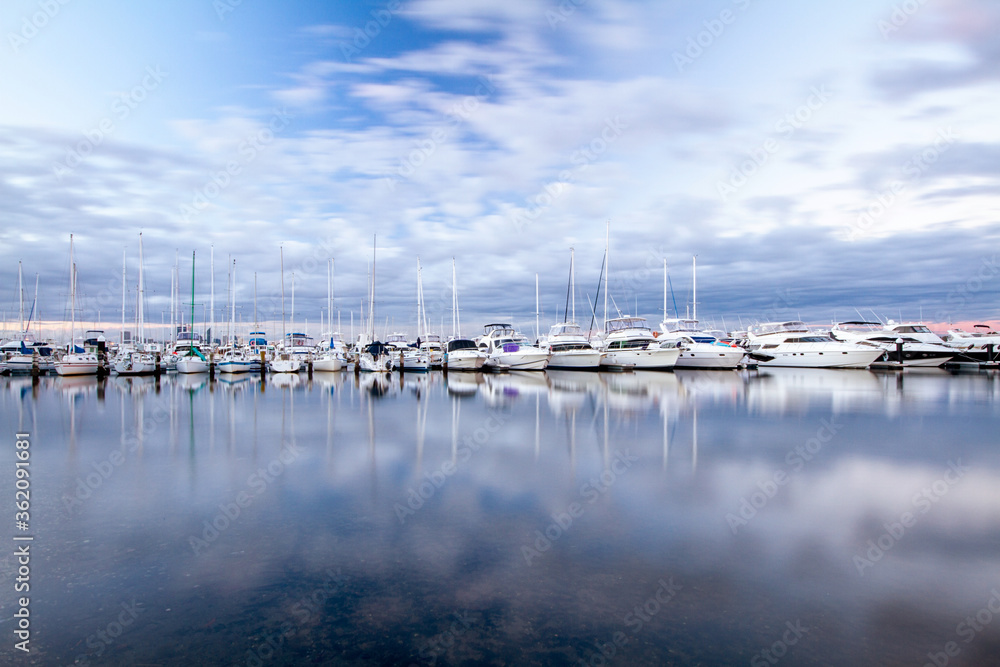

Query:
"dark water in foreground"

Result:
[[1, 367, 999, 666]]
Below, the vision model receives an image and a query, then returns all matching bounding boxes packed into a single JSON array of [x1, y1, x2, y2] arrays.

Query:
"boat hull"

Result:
[[55, 354, 99, 376], [673, 344, 745, 369], [547, 349, 603, 370], [601, 347, 679, 370], [313, 356, 344, 372], [176, 358, 209, 374], [753, 348, 882, 369]]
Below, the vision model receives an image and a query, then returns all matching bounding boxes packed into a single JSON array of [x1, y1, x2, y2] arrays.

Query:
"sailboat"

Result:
[[659, 257, 745, 369], [314, 259, 347, 372], [55, 234, 99, 376], [442, 258, 486, 370], [358, 237, 392, 373], [176, 251, 209, 373], [394, 258, 431, 372], [541, 248, 603, 370], [270, 245, 302, 373], [217, 259, 253, 373], [113, 234, 157, 375]]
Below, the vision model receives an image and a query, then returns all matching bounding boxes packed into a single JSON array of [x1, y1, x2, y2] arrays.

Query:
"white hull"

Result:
[[313, 356, 344, 372], [601, 347, 679, 369], [176, 358, 209, 374], [359, 352, 392, 373], [754, 348, 882, 369], [487, 350, 549, 370], [546, 349, 603, 369], [673, 344, 745, 369], [55, 354, 99, 376], [270, 358, 302, 373], [445, 351, 486, 370], [218, 360, 253, 374]]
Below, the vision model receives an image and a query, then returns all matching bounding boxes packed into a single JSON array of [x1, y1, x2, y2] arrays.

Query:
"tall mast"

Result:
[[369, 235, 376, 340], [280, 245, 286, 346], [121, 248, 127, 346], [32, 274, 38, 340], [231, 259, 237, 346], [253, 272, 258, 331], [291, 270, 295, 337], [604, 220, 610, 330], [68, 234, 75, 349], [663, 259, 667, 323], [451, 258, 457, 338], [570, 247, 576, 324], [210, 244, 215, 348], [226, 254, 232, 345], [535, 272, 540, 340], [189, 251, 196, 352], [692, 255, 697, 321], [416, 257, 423, 339], [327, 258, 333, 334], [17, 261, 23, 335], [138, 232, 145, 348]]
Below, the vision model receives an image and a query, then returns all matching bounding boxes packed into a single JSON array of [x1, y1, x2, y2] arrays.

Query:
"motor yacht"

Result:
[[478, 323, 550, 370], [659, 318, 744, 369], [830, 321, 954, 366], [443, 338, 487, 370], [745, 321, 882, 368], [599, 317, 679, 370], [540, 322, 603, 370]]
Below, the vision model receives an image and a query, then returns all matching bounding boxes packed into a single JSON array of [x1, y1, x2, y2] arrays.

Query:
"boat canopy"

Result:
[[749, 321, 809, 336], [549, 322, 584, 336], [605, 317, 649, 333]]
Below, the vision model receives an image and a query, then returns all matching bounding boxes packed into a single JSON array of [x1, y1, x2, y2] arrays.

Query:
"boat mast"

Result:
[[68, 234, 75, 351], [692, 255, 697, 321], [121, 248, 127, 346], [416, 257, 423, 340], [189, 251, 196, 353], [604, 220, 610, 331], [571, 247, 576, 324], [369, 235, 376, 341], [231, 259, 237, 347], [327, 258, 333, 335], [535, 272, 540, 340], [138, 232, 145, 350], [210, 244, 215, 349], [280, 245, 286, 348], [17, 261, 23, 336], [663, 258, 667, 323]]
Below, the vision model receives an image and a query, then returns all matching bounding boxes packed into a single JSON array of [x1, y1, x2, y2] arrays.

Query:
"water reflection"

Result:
[[3, 368, 1000, 665]]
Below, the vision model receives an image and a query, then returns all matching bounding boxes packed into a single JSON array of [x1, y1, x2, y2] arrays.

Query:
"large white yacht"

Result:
[[478, 323, 550, 370], [659, 318, 745, 370], [541, 322, 603, 370], [599, 316, 680, 370], [443, 338, 487, 370], [830, 321, 954, 367], [745, 321, 882, 368]]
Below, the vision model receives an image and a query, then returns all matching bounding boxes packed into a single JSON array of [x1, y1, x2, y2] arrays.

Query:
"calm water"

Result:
[[2, 367, 999, 666]]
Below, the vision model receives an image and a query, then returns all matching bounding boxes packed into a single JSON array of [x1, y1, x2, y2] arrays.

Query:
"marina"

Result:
[[2, 365, 999, 664]]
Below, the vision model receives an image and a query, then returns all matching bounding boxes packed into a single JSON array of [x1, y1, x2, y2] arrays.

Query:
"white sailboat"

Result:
[[176, 251, 210, 373], [358, 237, 392, 373], [542, 248, 603, 370], [113, 234, 156, 376], [217, 259, 253, 373], [443, 258, 486, 370], [313, 259, 346, 372], [55, 234, 99, 376], [270, 245, 302, 373]]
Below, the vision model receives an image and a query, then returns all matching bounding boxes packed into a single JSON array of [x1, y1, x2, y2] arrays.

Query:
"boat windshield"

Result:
[[606, 318, 649, 333], [447, 339, 478, 352]]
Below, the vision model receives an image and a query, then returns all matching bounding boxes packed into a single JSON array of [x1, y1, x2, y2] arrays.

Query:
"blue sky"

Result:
[[2, 0, 998, 340]]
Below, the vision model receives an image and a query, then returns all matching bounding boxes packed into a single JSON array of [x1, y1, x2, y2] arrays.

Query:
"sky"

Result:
[[1, 0, 999, 341]]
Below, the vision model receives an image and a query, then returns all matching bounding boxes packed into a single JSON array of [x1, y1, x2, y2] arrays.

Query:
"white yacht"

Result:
[[599, 317, 679, 370], [216, 346, 254, 374], [358, 341, 393, 373], [659, 318, 745, 370], [112, 349, 157, 375], [746, 321, 882, 368], [443, 338, 487, 370], [478, 323, 550, 370], [830, 321, 954, 367], [313, 331, 348, 372], [541, 322, 603, 370]]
